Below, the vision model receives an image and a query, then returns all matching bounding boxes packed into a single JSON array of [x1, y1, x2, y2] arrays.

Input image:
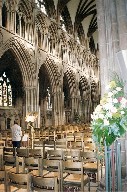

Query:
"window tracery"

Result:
[[0, 72, 12, 107], [60, 15, 66, 31]]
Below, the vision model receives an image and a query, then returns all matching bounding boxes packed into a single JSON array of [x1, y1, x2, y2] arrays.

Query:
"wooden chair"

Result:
[[6, 171, 31, 192], [43, 141, 55, 158], [47, 149, 63, 160], [31, 175, 58, 191], [33, 140, 43, 149], [55, 139, 67, 150], [16, 148, 29, 157], [74, 132, 84, 142], [71, 141, 84, 150], [61, 160, 90, 192], [39, 158, 62, 191], [29, 148, 43, 158], [63, 149, 81, 162], [24, 157, 39, 173], [81, 151, 102, 183], [3, 147, 16, 166]]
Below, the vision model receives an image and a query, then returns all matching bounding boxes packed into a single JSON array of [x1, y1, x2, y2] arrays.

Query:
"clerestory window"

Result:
[[36, 0, 47, 15], [60, 15, 66, 31], [0, 72, 12, 107]]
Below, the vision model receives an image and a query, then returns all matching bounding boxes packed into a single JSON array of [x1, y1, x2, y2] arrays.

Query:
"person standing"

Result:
[[11, 120, 22, 150], [22, 130, 29, 147]]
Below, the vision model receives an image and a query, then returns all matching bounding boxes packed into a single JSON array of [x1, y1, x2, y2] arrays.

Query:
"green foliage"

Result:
[[91, 74, 127, 146]]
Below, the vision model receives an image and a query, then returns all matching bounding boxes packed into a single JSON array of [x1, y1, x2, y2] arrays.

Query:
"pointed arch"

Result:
[[43, 57, 61, 92], [79, 75, 90, 99], [64, 68, 77, 96], [1, 37, 35, 87]]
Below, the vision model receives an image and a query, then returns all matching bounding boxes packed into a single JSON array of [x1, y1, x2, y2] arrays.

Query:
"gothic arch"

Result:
[[79, 75, 90, 99], [64, 69, 77, 96], [43, 57, 61, 92], [35, 12, 48, 32], [48, 22, 58, 41], [18, 0, 33, 19], [1, 37, 35, 87]]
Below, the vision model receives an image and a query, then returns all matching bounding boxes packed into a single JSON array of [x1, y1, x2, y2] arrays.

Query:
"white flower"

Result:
[[106, 112, 112, 118], [112, 90, 117, 94], [91, 113, 99, 120], [110, 106, 117, 113], [113, 98, 118, 103], [104, 119, 109, 126], [98, 113, 104, 119], [108, 92, 113, 97], [103, 103, 113, 111], [121, 111, 125, 115], [95, 105, 102, 112], [116, 87, 122, 91], [107, 98, 113, 103]]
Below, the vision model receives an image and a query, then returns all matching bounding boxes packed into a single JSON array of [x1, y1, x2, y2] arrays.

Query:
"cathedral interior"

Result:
[[0, 0, 127, 191]]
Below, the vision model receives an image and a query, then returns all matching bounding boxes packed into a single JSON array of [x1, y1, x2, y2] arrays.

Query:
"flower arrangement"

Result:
[[91, 74, 127, 146], [25, 111, 38, 123]]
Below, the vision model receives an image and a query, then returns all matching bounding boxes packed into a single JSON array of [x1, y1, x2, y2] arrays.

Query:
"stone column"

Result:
[[0, 0, 2, 26], [116, 0, 127, 50], [19, 14, 22, 37], [96, 0, 120, 95]]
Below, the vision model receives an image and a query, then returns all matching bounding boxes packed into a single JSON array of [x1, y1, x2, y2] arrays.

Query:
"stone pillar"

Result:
[[0, 0, 2, 26], [25, 87, 38, 126], [116, 0, 127, 50], [7, 10, 10, 31], [19, 14, 22, 36], [96, 0, 120, 95]]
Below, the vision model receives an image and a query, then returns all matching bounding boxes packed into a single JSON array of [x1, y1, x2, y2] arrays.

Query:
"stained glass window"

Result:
[[0, 72, 12, 107], [47, 87, 52, 109]]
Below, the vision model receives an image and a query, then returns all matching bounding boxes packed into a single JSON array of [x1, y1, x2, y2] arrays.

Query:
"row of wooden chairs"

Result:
[[0, 170, 58, 192], [1, 145, 103, 191]]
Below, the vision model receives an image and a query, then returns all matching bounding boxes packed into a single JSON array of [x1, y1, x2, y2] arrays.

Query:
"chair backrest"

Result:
[[33, 140, 43, 148], [39, 158, 61, 177], [43, 141, 55, 158], [47, 149, 63, 160], [3, 147, 16, 164], [74, 132, 84, 142], [29, 148, 43, 158], [55, 139, 67, 150], [71, 141, 83, 150], [6, 172, 31, 192], [25, 157, 39, 167], [16, 148, 29, 157], [80, 151, 97, 162], [63, 149, 81, 161], [31, 175, 58, 192], [62, 160, 83, 174]]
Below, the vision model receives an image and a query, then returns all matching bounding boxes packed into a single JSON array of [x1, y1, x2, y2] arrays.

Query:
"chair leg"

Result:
[[88, 178, 90, 192]]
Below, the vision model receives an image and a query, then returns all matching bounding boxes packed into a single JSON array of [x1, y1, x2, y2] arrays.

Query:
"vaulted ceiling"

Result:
[[41, 0, 98, 52]]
